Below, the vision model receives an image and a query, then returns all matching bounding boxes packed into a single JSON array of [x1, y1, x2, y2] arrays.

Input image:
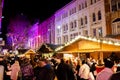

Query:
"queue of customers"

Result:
[[0, 54, 120, 80]]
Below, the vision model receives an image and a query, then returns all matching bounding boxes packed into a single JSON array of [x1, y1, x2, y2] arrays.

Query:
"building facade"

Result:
[[54, 0, 120, 44], [28, 15, 55, 50], [38, 15, 55, 44], [28, 22, 39, 50], [28, 0, 120, 50], [106, 0, 120, 38]]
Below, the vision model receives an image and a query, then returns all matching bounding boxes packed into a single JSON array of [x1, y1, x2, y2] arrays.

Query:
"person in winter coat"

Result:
[[35, 58, 55, 80], [56, 58, 75, 80], [96, 58, 114, 80], [10, 60, 20, 80]]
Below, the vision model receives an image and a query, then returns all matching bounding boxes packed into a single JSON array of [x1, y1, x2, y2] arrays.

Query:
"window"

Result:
[[63, 24, 68, 33], [82, 3, 84, 9], [69, 10, 72, 15], [117, 23, 120, 34], [112, 4, 117, 11], [81, 18, 83, 25], [98, 11, 102, 20], [118, 1, 120, 9], [98, 27, 102, 37], [93, 13, 96, 22], [79, 32, 81, 35], [70, 34, 73, 40], [94, 0, 96, 3], [57, 37, 61, 44], [63, 35, 68, 43], [112, 19, 120, 35], [66, 24, 68, 31], [91, 0, 93, 5], [63, 25, 65, 32], [57, 28, 61, 35], [112, 24, 116, 35], [85, 1, 87, 8], [70, 7, 76, 15], [0, 0, 2, 5], [56, 17, 61, 21], [79, 4, 81, 10], [84, 30, 88, 36], [111, 0, 119, 12], [93, 28, 96, 36], [74, 20, 77, 28], [85, 16, 87, 24], [74, 7, 76, 13], [62, 12, 68, 19], [71, 22, 74, 29]]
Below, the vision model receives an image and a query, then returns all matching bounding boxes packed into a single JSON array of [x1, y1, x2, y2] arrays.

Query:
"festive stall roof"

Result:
[[55, 35, 120, 53], [18, 49, 29, 54], [37, 43, 63, 53], [24, 49, 36, 55]]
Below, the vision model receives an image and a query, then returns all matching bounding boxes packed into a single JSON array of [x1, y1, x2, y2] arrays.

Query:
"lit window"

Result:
[[98, 27, 102, 37]]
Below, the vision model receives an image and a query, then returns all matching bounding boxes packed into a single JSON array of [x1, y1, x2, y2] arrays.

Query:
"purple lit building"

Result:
[[28, 15, 55, 50], [28, 22, 39, 50], [39, 15, 55, 44]]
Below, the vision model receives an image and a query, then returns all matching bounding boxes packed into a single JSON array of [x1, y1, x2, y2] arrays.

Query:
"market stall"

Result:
[[37, 43, 62, 58], [55, 36, 120, 61]]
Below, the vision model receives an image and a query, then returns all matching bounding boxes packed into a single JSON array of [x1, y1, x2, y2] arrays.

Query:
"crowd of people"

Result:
[[0, 53, 120, 80]]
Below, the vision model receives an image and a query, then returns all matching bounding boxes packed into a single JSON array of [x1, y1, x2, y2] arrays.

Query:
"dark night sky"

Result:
[[1, 0, 72, 40]]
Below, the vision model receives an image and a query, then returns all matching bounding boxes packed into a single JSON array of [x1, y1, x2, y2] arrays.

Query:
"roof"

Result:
[[37, 43, 63, 53], [24, 49, 36, 55], [55, 35, 120, 53], [18, 49, 29, 54], [112, 18, 120, 23]]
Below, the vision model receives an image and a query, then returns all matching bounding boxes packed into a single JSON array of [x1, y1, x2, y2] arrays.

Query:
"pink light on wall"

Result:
[[7, 14, 31, 49], [0, 0, 4, 32]]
